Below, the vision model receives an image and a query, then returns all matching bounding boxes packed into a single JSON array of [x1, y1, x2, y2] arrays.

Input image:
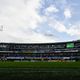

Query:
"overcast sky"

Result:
[[0, 0, 80, 43]]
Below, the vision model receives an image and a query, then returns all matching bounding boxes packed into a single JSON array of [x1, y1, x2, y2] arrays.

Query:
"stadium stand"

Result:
[[0, 40, 80, 61]]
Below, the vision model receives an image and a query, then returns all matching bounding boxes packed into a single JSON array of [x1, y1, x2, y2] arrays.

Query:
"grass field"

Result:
[[0, 61, 80, 80], [0, 61, 80, 68]]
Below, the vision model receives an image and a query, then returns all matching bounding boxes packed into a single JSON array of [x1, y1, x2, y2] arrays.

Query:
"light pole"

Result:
[[0, 25, 3, 31]]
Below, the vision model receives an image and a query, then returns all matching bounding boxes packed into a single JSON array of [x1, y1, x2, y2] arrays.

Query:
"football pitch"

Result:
[[0, 61, 80, 80]]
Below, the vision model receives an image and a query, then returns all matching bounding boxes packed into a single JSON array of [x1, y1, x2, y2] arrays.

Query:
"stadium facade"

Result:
[[0, 40, 80, 61]]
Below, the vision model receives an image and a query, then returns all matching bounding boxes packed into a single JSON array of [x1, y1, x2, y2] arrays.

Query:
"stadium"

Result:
[[0, 40, 80, 62]]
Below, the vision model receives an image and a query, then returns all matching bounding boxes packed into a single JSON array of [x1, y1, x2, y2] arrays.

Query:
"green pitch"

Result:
[[0, 61, 80, 80], [0, 61, 80, 68]]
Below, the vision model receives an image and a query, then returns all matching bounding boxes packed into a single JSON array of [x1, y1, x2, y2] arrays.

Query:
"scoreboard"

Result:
[[66, 43, 74, 48]]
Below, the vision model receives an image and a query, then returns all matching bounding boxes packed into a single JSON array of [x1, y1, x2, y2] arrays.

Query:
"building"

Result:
[[0, 40, 80, 61]]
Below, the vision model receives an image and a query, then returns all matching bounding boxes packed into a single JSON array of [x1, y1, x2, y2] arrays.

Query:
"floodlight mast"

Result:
[[0, 25, 3, 31]]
